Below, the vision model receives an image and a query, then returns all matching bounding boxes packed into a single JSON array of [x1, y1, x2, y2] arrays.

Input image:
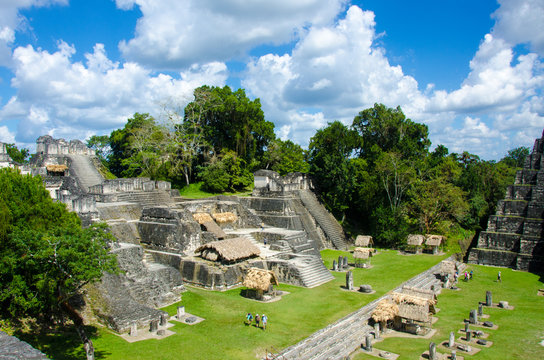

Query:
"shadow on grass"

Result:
[[16, 325, 111, 360]]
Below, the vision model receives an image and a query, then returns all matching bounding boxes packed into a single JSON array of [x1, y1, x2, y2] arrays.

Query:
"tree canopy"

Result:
[[0, 168, 118, 358]]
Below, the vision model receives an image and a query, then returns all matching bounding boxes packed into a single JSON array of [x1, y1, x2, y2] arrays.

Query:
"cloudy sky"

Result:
[[0, 0, 543, 159]]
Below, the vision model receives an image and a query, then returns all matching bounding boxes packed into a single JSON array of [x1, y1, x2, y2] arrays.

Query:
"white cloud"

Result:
[[0, 0, 67, 67], [243, 6, 426, 147], [492, 0, 544, 56], [0, 125, 15, 143], [242, 4, 544, 159], [116, 0, 346, 69], [0, 42, 227, 144]]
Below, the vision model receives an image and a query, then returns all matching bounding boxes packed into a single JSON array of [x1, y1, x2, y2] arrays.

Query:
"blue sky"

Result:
[[0, 0, 543, 160]]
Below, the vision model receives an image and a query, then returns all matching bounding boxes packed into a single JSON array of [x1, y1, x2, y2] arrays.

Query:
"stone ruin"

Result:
[[22, 136, 350, 334], [0, 142, 14, 168], [469, 130, 544, 272]]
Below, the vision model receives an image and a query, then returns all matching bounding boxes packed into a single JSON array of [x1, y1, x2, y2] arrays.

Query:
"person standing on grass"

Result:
[[246, 312, 253, 325], [470, 270, 473, 280], [262, 314, 267, 330], [255, 313, 261, 328], [498, 271, 502, 282]]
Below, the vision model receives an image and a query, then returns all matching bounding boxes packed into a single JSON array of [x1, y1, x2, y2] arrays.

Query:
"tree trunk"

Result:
[[60, 300, 95, 360]]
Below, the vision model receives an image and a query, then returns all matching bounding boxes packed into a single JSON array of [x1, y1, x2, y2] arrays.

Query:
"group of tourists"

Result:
[[456, 269, 474, 282], [245, 312, 268, 329]]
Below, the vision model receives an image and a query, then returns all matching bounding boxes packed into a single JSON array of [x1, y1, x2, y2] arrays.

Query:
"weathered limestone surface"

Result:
[[0, 331, 48, 360], [469, 130, 544, 272], [91, 243, 182, 333], [138, 207, 202, 254]]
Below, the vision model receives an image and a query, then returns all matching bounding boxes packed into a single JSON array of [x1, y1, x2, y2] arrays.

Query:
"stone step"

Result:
[[66, 154, 103, 192], [298, 190, 347, 250]]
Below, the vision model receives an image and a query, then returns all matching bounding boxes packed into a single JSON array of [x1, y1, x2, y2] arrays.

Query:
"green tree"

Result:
[[501, 146, 529, 168], [408, 176, 468, 234], [198, 150, 253, 193], [4, 143, 29, 164], [307, 121, 359, 219], [264, 139, 309, 175], [185, 85, 276, 164], [108, 113, 158, 177], [164, 87, 215, 186], [87, 135, 111, 163], [352, 103, 430, 162], [0, 168, 118, 359]]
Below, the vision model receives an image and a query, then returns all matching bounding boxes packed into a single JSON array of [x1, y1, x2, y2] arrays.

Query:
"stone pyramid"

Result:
[[468, 131, 544, 272]]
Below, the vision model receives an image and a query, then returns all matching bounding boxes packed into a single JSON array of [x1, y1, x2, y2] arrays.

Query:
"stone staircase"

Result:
[[289, 197, 328, 249], [66, 154, 103, 192], [298, 190, 348, 250], [285, 233, 319, 255], [276, 258, 453, 360], [293, 255, 335, 288], [116, 190, 174, 208]]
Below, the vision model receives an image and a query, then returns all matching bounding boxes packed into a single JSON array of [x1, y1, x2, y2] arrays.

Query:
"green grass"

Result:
[[18, 252, 543, 360], [353, 265, 544, 359], [177, 182, 253, 199]]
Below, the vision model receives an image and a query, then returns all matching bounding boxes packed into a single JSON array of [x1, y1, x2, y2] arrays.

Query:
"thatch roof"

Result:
[[406, 234, 425, 246], [355, 235, 373, 247], [202, 221, 227, 239], [371, 299, 399, 322], [401, 286, 437, 302], [391, 292, 434, 323], [353, 247, 373, 259], [193, 212, 213, 224], [425, 235, 444, 246], [391, 292, 436, 306], [212, 212, 238, 224], [46, 164, 68, 172], [397, 302, 430, 323], [243, 268, 279, 291], [195, 237, 260, 262]]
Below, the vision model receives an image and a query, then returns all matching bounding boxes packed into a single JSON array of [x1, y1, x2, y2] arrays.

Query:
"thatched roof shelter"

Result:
[[371, 299, 399, 323], [425, 235, 444, 247], [212, 212, 237, 224], [46, 164, 68, 174], [196, 237, 260, 262], [401, 286, 437, 302], [353, 247, 373, 259], [391, 292, 435, 323], [243, 268, 279, 291], [397, 301, 431, 323], [355, 235, 373, 247], [193, 212, 213, 224], [406, 234, 425, 246]]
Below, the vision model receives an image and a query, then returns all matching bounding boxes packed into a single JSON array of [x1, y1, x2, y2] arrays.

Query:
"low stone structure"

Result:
[[406, 234, 425, 253]]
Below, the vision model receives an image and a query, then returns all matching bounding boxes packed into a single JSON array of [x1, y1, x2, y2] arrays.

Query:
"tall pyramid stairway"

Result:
[[468, 130, 544, 272], [298, 190, 348, 250], [66, 154, 103, 192]]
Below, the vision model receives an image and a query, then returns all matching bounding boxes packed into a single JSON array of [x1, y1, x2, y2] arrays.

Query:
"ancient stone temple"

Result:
[[468, 131, 544, 272]]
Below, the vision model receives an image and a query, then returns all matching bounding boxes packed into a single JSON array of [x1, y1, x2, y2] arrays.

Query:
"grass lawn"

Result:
[[20, 250, 517, 360], [353, 264, 544, 359], [177, 182, 253, 199]]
